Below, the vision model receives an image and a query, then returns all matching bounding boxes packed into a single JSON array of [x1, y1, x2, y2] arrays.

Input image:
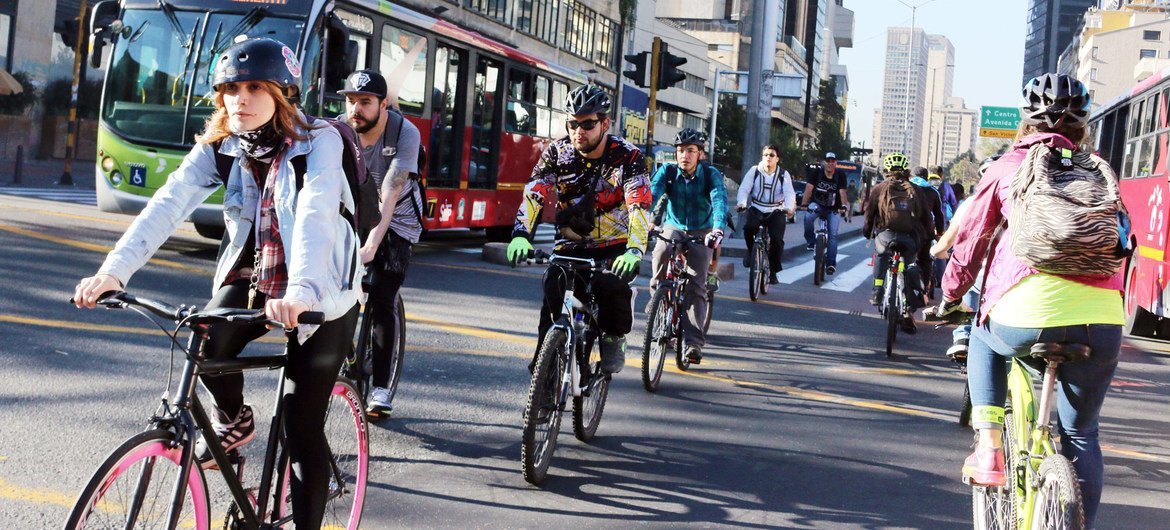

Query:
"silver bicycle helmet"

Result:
[[564, 85, 611, 116], [1020, 73, 1090, 130]]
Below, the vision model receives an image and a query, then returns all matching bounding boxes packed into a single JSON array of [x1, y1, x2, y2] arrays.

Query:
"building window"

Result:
[[1090, 68, 1097, 81], [1144, 30, 1162, 41], [1141, 49, 1157, 59], [515, 0, 560, 46], [0, 13, 10, 70], [1091, 46, 1099, 59]]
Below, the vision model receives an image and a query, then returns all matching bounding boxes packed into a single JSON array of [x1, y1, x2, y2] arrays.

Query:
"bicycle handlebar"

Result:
[[648, 229, 704, 244], [71, 291, 325, 328]]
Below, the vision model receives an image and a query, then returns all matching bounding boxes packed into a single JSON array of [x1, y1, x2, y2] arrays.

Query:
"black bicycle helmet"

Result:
[[674, 128, 707, 148], [564, 84, 611, 116], [1020, 73, 1090, 130], [211, 37, 302, 96]]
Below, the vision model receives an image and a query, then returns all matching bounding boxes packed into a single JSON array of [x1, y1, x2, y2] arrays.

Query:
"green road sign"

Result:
[[980, 106, 1020, 132]]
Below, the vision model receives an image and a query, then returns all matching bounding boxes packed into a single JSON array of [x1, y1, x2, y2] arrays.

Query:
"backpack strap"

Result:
[[211, 140, 234, 185], [385, 110, 425, 227]]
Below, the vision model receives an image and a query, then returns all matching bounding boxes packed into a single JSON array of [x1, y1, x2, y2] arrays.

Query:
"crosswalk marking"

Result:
[[777, 254, 849, 284], [822, 258, 876, 293], [0, 187, 97, 206]]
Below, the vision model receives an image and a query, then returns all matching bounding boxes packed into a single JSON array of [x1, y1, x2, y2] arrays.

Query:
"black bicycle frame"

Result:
[[158, 331, 294, 530]]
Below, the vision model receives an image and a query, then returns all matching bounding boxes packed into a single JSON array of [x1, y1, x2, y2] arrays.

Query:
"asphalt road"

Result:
[[1, 192, 1168, 529]]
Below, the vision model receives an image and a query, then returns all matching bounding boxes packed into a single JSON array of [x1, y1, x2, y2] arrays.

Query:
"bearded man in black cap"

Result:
[[339, 69, 423, 417]]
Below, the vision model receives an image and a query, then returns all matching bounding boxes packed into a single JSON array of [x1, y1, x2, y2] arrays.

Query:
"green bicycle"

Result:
[[970, 342, 1088, 530]]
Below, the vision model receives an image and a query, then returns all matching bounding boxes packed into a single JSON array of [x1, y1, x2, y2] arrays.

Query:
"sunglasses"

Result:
[[566, 118, 602, 131]]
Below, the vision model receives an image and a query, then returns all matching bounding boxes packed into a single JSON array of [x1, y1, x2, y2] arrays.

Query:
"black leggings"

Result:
[[366, 268, 405, 388], [197, 280, 360, 529]]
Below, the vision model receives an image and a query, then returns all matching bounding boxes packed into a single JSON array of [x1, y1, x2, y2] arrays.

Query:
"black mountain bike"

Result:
[[812, 208, 831, 286], [346, 265, 406, 419], [521, 255, 616, 485], [877, 250, 906, 359], [642, 230, 706, 391], [65, 292, 368, 529], [746, 214, 775, 302]]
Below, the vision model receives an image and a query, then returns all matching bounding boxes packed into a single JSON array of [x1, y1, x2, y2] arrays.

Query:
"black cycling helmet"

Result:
[[674, 128, 707, 148], [564, 84, 611, 116], [1020, 73, 1090, 130], [211, 37, 302, 97]]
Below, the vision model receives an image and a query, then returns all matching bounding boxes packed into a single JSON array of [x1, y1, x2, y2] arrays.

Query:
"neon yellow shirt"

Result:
[[991, 273, 1124, 328]]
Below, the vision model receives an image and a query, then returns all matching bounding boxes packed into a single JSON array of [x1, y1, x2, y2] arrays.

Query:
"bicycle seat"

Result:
[[1028, 342, 1091, 363]]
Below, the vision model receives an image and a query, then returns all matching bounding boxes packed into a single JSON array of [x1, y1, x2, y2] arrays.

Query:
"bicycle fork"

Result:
[[558, 290, 585, 403]]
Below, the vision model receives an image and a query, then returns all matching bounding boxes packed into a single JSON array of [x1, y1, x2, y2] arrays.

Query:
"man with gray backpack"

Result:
[[340, 69, 425, 416], [864, 152, 935, 333]]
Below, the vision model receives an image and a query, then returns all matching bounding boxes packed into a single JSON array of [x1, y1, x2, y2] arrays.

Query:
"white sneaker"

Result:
[[367, 386, 393, 417]]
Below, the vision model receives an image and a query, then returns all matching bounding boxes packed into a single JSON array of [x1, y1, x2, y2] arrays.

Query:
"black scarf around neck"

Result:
[[234, 120, 283, 162]]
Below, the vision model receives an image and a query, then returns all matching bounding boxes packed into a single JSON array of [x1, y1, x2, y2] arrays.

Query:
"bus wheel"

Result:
[[194, 223, 224, 240], [1125, 258, 1159, 338]]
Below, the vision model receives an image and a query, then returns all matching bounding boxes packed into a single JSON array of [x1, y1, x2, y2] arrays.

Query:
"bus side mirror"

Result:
[[89, 0, 121, 69]]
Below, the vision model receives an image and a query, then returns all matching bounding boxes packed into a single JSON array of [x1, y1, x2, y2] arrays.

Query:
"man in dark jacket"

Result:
[[865, 154, 935, 333]]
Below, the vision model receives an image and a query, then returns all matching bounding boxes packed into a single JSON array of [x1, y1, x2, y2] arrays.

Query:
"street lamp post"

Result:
[[894, 0, 940, 162]]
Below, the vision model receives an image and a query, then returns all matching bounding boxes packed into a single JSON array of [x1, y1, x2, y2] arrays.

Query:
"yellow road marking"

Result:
[[833, 367, 939, 377], [0, 204, 202, 238], [1101, 443, 1170, 463], [0, 477, 77, 508], [0, 224, 211, 275]]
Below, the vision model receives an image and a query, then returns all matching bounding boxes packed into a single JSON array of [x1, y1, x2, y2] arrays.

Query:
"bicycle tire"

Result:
[[1032, 455, 1085, 530], [521, 328, 568, 485], [320, 378, 369, 529], [971, 415, 1016, 530], [703, 290, 714, 334], [814, 234, 827, 286], [960, 382, 973, 427], [350, 300, 376, 406], [641, 286, 670, 392], [749, 243, 762, 301], [65, 429, 210, 529], [1003, 408, 1020, 530], [384, 293, 406, 406], [573, 336, 610, 442], [885, 270, 898, 358], [758, 242, 769, 295], [672, 289, 690, 371]]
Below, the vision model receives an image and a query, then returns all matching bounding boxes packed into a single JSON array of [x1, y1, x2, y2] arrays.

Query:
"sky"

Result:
[[838, 0, 1027, 150]]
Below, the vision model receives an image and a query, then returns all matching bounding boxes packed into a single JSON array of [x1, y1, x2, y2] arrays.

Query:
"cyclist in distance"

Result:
[[72, 37, 361, 528], [864, 152, 933, 333], [649, 128, 728, 364], [939, 73, 1123, 528], [737, 144, 796, 285], [340, 69, 423, 416], [507, 85, 652, 375], [800, 152, 850, 275], [910, 166, 947, 298]]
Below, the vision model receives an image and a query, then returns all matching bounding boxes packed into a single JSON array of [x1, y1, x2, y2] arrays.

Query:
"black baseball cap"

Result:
[[824, 152, 837, 160], [338, 70, 387, 98]]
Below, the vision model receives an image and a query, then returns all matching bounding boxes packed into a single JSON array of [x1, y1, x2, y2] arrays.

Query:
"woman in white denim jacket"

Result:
[[72, 38, 360, 528]]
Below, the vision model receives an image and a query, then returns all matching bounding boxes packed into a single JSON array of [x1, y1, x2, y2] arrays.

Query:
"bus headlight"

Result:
[[101, 156, 116, 173], [110, 171, 123, 185]]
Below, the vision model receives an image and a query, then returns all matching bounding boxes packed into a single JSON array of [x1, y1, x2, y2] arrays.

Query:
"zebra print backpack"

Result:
[[1007, 144, 1127, 278]]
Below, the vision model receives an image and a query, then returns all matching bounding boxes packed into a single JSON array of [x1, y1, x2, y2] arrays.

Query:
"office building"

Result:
[[1023, 0, 1097, 86]]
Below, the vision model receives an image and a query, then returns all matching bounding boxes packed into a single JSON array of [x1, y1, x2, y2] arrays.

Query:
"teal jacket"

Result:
[[650, 161, 728, 231]]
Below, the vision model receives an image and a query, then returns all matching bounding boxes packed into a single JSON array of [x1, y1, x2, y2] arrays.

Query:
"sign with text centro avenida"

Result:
[[980, 106, 1021, 138]]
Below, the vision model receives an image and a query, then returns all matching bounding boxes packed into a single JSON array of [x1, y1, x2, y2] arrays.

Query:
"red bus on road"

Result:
[[1089, 67, 1170, 337]]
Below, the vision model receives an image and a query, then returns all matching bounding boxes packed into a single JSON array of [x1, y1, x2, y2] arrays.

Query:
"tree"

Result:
[[769, 121, 805, 173], [808, 78, 852, 162], [713, 93, 745, 178]]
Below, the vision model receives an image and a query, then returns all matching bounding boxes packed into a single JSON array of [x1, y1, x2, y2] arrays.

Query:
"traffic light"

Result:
[[623, 51, 649, 88], [656, 47, 687, 90]]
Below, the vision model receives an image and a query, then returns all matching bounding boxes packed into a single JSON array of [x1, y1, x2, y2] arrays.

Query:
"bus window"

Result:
[[429, 44, 466, 189], [469, 56, 502, 189], [379, 24, 428, 116], [1144, 94, 1159, 135], [535, 76, 549, 107], [1122, 140, 1137, 179], [1131, 99, 1145, 138], [1137, 136, 1155, 178], [551, 80, 568, 109], [507, 69, 536, 135]]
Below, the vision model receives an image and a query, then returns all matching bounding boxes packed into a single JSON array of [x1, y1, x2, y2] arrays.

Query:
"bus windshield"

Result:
[[101, 8, 304, 147]]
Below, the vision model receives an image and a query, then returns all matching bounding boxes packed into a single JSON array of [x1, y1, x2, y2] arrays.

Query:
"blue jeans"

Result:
[[967, 321, 1121, 528], [952, 284, 982, 344], [803, 204, 841, 267]]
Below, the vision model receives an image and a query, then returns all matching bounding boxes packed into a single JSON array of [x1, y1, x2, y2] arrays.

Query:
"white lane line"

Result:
[[822, 258, 875, 292], [778, 254, 849, 284]]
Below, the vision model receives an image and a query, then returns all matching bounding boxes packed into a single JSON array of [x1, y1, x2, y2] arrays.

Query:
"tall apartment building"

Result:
[[878, 27, 929, 165], [1023, 0, 1097, 86], [926, 97, 979, 169], [662, 0, 849, 141], [1059, 1, 1170, 108], [919, 35, 955, 167]]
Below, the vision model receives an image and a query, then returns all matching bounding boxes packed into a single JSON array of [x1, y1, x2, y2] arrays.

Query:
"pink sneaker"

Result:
[[962, 446, 1006, 487]]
